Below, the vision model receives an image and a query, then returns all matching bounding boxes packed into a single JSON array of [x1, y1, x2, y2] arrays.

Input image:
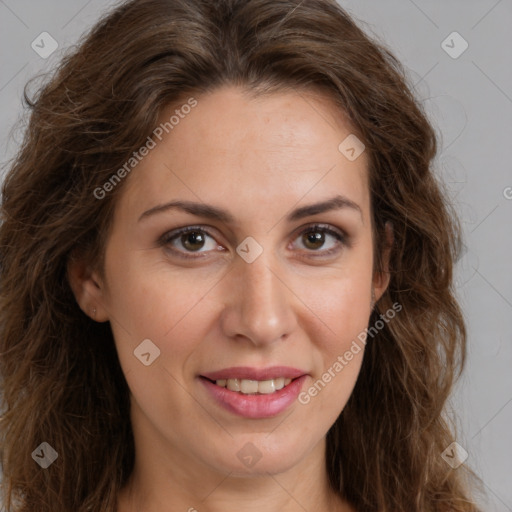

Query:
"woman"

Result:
[[0, 0, 481, 510]]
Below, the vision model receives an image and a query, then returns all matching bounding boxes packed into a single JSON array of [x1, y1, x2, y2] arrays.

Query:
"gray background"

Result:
[[0, 0, 511, 510]]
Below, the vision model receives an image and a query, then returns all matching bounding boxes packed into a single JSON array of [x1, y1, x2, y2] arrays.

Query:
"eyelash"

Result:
[[158, 223, 348, 260]]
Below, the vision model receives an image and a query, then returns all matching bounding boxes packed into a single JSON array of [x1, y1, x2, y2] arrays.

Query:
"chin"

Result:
[[204, 432, 313, 476]]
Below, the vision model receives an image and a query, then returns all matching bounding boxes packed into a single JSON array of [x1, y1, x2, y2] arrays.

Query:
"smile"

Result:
[[213, 377, 293, 394], [199, 368, 308, 419]]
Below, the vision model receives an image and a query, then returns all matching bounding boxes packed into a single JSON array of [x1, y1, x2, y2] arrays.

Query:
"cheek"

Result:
[[294, 254, 373, 412], [311, 277, 371, 328], [300, 256, 374, 352], [103, 264, 215, 429], [103, 237, 193, 333], [305, 278, 371, 380], [103, 251, 220, 374], [295, 278, 369, 425]]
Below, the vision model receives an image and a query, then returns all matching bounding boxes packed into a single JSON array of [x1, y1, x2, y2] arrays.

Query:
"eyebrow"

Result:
[[138, 194, 362, 223]]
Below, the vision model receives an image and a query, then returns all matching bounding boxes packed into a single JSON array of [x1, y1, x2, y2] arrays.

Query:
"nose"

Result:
[[219, 251, 297, 347]]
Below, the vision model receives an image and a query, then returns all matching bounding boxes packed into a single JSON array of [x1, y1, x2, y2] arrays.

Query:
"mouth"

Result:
[[198, 366, 308, 419]]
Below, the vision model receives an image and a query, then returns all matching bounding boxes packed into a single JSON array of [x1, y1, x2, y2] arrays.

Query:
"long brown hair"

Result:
[[0, 0, 481, 510]]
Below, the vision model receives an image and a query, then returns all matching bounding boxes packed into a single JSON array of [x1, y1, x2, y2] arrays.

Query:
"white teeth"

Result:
[[258, 379, 276, 394], [226, 378, 241, 392], [240, 379, 259, 394], [273, 377, 285, 391], [216, 377, 294, 394]]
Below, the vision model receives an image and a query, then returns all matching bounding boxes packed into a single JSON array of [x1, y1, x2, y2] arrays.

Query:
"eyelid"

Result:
[[291, 222, 347, 242], [157, 224, 217, 244]]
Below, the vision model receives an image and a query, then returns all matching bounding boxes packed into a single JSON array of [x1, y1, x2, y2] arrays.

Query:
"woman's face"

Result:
[[73, 85, 389, 480]]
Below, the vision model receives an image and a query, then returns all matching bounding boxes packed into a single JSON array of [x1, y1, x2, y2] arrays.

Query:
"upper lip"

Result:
[[200, 366, 307, 381]]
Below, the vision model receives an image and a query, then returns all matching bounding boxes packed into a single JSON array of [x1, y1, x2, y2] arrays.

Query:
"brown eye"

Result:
[[291, 224, 346, 257], [160, 226, 221, 258], [302, 231, 326, 250], [180, 231, 206, 251]]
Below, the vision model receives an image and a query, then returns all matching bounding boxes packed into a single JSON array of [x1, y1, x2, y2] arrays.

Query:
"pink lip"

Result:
[[200, 366, 306, 381], [199, 374, 308, 419]]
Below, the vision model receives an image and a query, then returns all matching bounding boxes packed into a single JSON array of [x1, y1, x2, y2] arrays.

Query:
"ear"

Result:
[[67, 253, 110, 322], [372, 221, 393, 304]]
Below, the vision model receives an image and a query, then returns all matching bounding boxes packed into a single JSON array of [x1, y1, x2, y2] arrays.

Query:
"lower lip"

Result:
[[199, 375, 307, 419]]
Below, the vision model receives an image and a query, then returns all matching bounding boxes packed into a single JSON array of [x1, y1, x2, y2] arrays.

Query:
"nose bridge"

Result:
[[221, 249, 296, 345]]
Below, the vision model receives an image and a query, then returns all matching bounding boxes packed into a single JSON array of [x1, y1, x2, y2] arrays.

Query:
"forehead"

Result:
[[118, 85, 370, 224]]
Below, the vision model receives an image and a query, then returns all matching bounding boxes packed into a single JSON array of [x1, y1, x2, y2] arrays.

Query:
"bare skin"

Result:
[[68, 85, 390, 512]]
